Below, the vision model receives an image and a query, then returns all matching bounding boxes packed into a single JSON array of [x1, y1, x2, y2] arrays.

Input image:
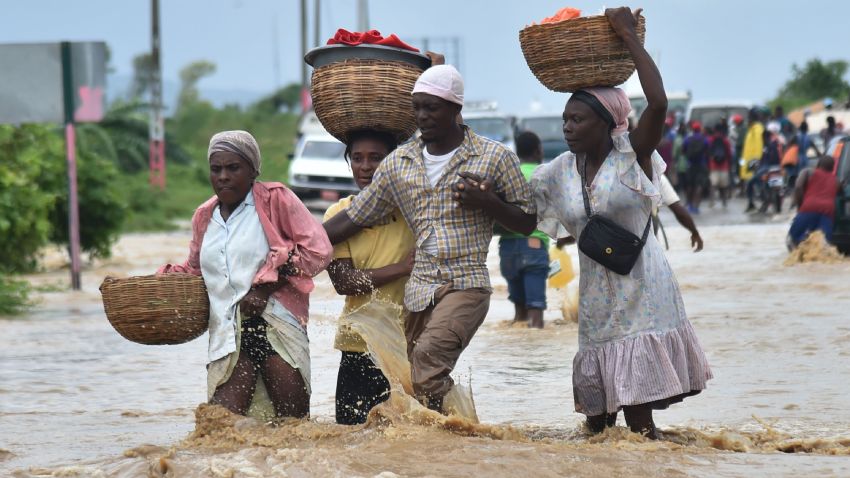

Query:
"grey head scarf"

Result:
[[207, 130, 262, 174]]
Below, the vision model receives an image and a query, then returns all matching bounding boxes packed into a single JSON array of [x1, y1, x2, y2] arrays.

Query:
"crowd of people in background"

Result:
[[654, 105, 844, 216]]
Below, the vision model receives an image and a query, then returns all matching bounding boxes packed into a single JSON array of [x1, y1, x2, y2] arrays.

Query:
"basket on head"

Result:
[[519, 14, 646, 93], [100, 274, 209, 345], [306, 44, 432, 144]]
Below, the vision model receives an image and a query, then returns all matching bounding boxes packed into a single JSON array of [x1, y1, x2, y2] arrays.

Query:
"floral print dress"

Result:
[[531, 134, 712, 416]]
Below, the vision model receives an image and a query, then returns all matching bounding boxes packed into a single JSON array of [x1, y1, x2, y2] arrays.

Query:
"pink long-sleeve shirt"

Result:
[[158, 181, 332, 326]]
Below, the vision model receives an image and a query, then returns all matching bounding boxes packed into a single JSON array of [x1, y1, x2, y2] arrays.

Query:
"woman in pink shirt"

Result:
[[159, 131, 332, 418]]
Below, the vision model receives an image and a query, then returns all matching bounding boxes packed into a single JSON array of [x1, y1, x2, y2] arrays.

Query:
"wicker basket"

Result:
[[100, 274, 209, 345], [519, 15, 646, 93], [310, 58, 425, 143]]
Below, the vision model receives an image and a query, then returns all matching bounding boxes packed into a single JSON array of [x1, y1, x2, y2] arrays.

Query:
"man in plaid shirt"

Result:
[[323, 64, 536, 412]]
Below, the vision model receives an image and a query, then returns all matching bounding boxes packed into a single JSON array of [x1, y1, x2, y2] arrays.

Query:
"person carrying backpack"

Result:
[[682, 121, 709, 213], [707, 123, 732, 208]]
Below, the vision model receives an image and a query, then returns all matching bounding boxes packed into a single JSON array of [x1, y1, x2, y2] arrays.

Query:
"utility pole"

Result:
[[60, 42, 82, 290], [357, 0, 369, 32], [300, 0, 309, 112], [149, 0, 165, 190], [272, 14, 281, 88], [313, 0, 321, 48]]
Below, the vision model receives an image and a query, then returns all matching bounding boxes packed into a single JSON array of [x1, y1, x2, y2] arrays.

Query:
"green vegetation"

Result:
[[122, 96, 299, 231], [0, 124, 61, 272], [770, 59, 850, 111], [0, 55, 301, 314], [0, 276, 32, 316]]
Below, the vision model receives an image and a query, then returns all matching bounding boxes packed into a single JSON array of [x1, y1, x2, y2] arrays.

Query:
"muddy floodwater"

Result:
[[2, 204, 850, 477]]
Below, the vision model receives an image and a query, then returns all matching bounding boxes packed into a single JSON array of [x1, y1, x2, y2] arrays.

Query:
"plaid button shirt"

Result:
[[346, 128, 535, 312]]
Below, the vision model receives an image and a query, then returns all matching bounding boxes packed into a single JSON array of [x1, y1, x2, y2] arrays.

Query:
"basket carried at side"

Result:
[[306, 44, 432, 144], [519, 14, 646, 93], [100, 274, 209, 345]]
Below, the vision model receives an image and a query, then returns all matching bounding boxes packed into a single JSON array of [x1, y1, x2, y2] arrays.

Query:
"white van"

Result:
[[686, 101, 752, 129], [287, 133, 355, 200]]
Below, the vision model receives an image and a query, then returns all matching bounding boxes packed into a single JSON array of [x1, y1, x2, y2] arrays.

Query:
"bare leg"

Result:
[[261, 354, 310, 418], [210, 352, 258, 415], [527, 308, 544, 329], [623, 404, 658, 439]]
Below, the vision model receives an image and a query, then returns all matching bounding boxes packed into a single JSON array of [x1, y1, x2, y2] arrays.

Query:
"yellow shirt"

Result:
[[740, 122, 764, 180], [323, 196, 415, 352]]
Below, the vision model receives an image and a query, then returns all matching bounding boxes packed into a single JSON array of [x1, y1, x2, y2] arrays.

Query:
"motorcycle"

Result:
[[759, 165, 784, 213]]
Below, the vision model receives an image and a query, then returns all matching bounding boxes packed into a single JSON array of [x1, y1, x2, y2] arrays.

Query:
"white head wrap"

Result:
[[412, 65, 464, 107], [208, 130, 262, 174]]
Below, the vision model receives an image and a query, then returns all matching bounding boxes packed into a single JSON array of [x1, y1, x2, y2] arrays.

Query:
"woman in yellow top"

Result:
[[323, 130, 415, 424]]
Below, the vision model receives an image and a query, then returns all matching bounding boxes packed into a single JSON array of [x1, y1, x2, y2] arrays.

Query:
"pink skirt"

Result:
[[572, 320, 713, 416]]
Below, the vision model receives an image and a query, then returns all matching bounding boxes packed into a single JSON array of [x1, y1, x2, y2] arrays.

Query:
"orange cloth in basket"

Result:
[[541, 7, 581, 23]]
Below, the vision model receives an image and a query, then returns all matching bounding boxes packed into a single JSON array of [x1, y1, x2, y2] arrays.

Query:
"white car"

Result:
[[287, 133, 355, 200]]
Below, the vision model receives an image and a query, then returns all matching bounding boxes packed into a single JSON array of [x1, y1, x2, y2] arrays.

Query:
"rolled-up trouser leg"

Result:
[[406, 287, 490, 403]]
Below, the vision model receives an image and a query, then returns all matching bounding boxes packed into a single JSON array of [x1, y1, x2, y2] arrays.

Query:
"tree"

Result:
[[177, 60, 216, 112], [42, 147, 128, 259], [0, 125, 62, 273], [251, 83, 302, 115], [129, 53, 155, 99], [78, 100, 192, 173], [770, 58, 850, 111]]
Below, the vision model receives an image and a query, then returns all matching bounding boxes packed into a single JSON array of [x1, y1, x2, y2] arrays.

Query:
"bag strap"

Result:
[[579, 155, 594, 218], [580, 155, 653, 244]]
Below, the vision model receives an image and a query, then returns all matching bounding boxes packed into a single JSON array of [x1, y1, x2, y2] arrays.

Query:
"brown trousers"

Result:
[[405, 285, 491, 400]]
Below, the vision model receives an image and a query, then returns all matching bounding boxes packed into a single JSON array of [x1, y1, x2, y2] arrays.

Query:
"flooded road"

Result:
[[2, 201, 849, 477]]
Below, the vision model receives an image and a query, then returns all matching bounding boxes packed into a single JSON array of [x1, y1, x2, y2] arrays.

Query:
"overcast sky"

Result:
[[2, 0, 848, 115]]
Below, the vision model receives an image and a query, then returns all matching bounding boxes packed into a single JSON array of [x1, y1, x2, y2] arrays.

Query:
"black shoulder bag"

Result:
[[577, 157, 652, 275]]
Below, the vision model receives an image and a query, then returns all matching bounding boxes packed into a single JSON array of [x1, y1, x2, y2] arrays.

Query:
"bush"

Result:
[[0, 125, 62, 273], [42, 148, 128, 259], [0, 123, 128, 270], [0, 276, 32, 316]]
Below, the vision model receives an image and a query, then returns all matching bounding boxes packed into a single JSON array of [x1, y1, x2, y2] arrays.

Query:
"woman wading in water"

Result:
[[324, 130, 415, 424], [159, 130, 332, 419], [531, 8, 712, 438]]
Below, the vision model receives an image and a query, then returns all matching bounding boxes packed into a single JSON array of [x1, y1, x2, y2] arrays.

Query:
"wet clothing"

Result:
[[199, 190, 269, 362], [240, 315, 277, 366], [345, 127, 535, 313], [344, 127, 532, 404], [405, 285, 490, 400], [335, 351, 391, 425], [324, 196, 414, 425], [532, 134, 712, 416], [158, 181, 332, 420], [324, 197, 414, 353], [207, 304, 312, 421], [789, 213, 834, 245], [159, 182, 333, 330]]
